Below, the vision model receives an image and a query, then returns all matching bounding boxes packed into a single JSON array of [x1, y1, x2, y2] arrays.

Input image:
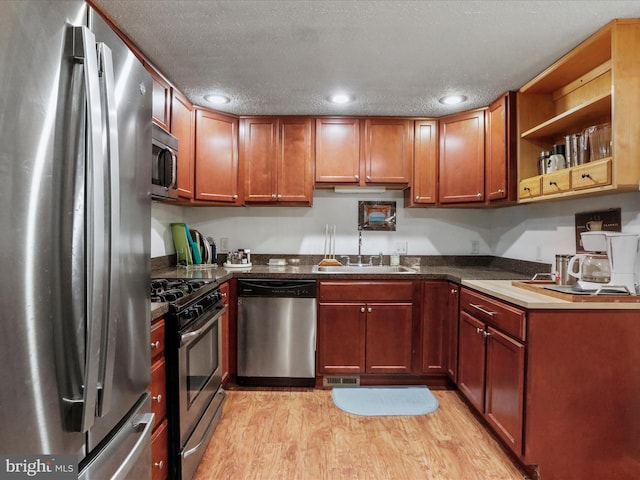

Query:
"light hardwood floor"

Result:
[[194, 389, 529, 480]]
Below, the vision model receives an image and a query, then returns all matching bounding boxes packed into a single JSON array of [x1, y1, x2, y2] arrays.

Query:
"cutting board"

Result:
[[512, 281, 640, 303]]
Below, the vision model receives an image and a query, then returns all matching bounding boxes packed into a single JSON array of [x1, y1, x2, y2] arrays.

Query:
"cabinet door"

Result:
[[446, 283, 460, 381], [150, 358, 166, 425], [171, 90, 194, 199], [315, 118, 360, 184], [457, 311, 486, 412], [365, 303, 413, 374], [486, 92, 517, 203], [147, 66, 171, 131], [363, 118, 412, 184], [439, 109, 486, 203], [194, 109, 239, 203], [411, 120, 438, 205], [422, 281, 449, 373], [277, 118, 314, 203], [485, 326, 525, 456], [241, 117, 277, 202], [151, 419, 169, 480], [317, 303, 365, 374]]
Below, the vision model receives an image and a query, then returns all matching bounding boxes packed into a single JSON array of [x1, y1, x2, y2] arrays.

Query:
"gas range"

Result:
[[150, 278, 222, 329]]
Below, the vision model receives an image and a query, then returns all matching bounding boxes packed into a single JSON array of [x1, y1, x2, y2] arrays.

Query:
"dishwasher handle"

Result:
[[238, 279, 317, 298]]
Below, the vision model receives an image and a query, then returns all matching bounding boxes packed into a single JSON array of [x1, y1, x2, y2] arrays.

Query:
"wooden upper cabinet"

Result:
[[241, 117, 314, 204], [485, 92, 517, 203], [146, 65, 171, 132], [315, 117, 361, 184], [439, 109, 486, 204], [194, 109, 240, 204], [363, 118, 413, 184], [241, 117, 277, 202], [278, 118, 314, 203], [406, 120, 438, 206], [171, 90, 195, 200]]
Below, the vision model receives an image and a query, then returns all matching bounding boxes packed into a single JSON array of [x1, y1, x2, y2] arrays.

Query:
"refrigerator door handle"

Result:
[[64, 26, 106, 433], [95, 41, 120, 418]]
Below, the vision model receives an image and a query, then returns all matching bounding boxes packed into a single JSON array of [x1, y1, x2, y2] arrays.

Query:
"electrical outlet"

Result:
[[220, 237, 229, 251], [394, 241, 408, 254], [471, 240, 480, 254]]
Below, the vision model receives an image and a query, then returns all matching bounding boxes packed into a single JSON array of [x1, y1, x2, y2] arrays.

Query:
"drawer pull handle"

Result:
[[470, 303, 495, 317], [549, 181, 557, 186], [151, 341, 161, 349], [523, 187, 531, 192], [581, 173, 591, 179], [153, 461, 164, 470], [152, 394, 162, 403]]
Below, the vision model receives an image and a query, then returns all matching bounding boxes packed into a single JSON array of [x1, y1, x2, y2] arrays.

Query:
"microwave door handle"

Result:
[[169, 151, 177, 189], [62, 26, 105, 433], [95, 41, 120, 417]]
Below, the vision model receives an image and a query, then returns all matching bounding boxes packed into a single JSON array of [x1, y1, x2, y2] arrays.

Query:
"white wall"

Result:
[[151, 190, 640, 264]]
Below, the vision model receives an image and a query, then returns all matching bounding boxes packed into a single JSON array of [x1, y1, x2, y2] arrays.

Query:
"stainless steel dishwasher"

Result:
[[237, 279, 317, 387]]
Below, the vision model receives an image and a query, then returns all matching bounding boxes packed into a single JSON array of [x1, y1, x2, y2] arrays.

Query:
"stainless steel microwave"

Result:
[[151, 123, 179, 200]]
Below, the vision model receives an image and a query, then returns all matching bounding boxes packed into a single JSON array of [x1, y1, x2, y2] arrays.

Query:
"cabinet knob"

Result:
[[415, 195, 419, 201], [476, 192, 482, 198], [483, 330, 491, 338], [354, 175, 359, 181], [498, 188, 504, 194], [360, 307, 365, 313], [476, 327, 483, 335], [450, 289, 458, 294], [277, 194, 282, 199], [232, 194, 238, 200], [153, 461, 164, 470], [581, 173, 591, 179], [151, 341, 160, 349], [221, 292, 228, 298], [366, 176, 371, 181], [271, 193, 277, 199], [152, 394, 162, 403], [367, 307, 372, 313]]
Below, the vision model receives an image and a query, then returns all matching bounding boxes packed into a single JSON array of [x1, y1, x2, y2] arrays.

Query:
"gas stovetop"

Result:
[[150, 278, 217, 307]]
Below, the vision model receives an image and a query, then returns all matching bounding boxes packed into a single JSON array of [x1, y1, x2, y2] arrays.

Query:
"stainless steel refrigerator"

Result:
[[0, 1, 153, 478]]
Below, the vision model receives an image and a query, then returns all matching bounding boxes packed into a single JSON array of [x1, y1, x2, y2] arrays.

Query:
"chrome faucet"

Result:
[[357, 230, 363, 265]]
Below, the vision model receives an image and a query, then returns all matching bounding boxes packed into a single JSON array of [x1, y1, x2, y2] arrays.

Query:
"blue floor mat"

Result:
[[332, 386, 439, 416]]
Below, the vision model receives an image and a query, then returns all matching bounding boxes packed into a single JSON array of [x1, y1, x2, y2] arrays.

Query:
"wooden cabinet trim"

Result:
[[460, 288, 526, 341]]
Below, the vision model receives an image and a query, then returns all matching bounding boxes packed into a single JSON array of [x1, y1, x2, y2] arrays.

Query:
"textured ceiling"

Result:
[[94, 0, 640, 117]]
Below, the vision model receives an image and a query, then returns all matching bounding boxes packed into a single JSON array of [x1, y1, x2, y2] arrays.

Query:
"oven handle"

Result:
[[180, 306, 225, 347]]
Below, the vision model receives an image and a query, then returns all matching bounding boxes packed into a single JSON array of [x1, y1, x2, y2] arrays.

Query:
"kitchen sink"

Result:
[[312, 265, 418, 274]]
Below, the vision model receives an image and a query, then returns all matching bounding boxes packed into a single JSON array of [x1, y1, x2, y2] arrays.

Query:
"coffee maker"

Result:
[[568, 231, 639, 294]]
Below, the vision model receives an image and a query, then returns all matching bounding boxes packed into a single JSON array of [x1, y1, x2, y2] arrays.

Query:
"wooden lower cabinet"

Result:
[[316, 281, 416, 376], [422, 281, 458, 376], [151, 419, 169, 480], [150, 318, 168, 480], [458, 289, 525, 456]]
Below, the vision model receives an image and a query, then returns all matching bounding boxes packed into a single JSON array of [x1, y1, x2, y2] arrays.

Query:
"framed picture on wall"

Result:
[[358, 201, 396, 231]]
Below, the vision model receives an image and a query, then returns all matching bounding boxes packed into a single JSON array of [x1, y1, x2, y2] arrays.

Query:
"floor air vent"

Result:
[[323, 376, 360, 387]]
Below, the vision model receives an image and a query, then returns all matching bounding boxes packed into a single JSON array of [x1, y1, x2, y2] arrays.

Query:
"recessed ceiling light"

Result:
[[205, 94, 230, 105], [328, 93, 354, 104], [439, 94, 467, 105]]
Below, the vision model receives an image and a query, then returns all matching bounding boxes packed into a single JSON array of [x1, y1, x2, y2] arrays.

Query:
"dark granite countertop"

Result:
[[150, 255, 549, 320]]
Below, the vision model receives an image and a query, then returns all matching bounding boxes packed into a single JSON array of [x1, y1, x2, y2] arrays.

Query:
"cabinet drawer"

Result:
[[150, 358, 166, 424], [542, 170, 571, 194], [571, 158, 611, 189], [151, 319, 165, 360], [319, 281, 414, 302], [460, 289, 526, 341], [151, 419, 169, 480], [519, 176, 542, 199]]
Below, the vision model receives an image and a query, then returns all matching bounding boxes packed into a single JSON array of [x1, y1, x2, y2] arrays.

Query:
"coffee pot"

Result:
[[568, 232, 639, 293]]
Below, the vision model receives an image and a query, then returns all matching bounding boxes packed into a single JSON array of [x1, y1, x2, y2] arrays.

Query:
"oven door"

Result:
[[178, 303, 224, 446]]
